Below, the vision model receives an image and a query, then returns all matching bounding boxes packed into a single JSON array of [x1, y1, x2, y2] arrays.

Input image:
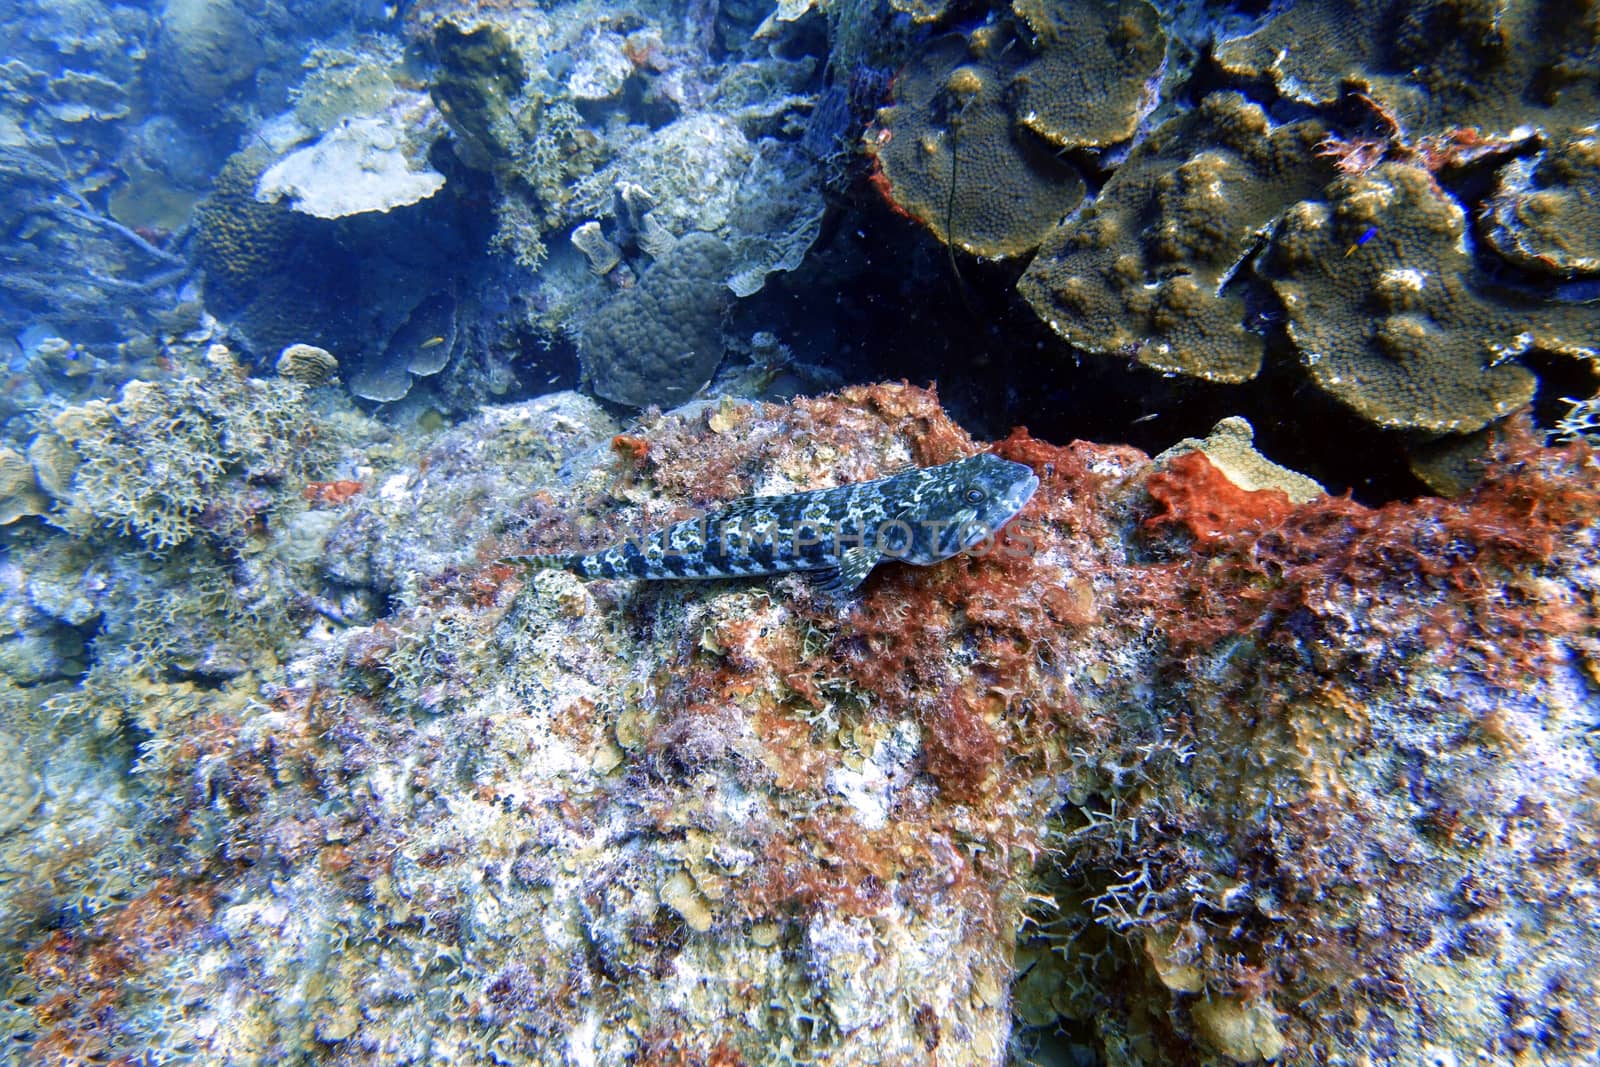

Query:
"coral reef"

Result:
[[347, 289, 463, 404], [1154, 415, 1325, 504], [571, 113, 756, 244], [1213, 0, 1600, 141], [426, 13, 610, 270], [153, 0, 267, 119], [6, 2, 1600, 1064], [1018, 92, 1336, 381], [843, 0, 1600, 450], [0, 132, 190, 340], [1008, 0, 1166, 152], [866, 1, 1167, 260], [193, 149, 302, 310], [570, 219, 620, 275], [194, 135, 478, 402], [412, 0, 824, 407], [1260, 161, 1594, 432], [0, 447, 49, 526]]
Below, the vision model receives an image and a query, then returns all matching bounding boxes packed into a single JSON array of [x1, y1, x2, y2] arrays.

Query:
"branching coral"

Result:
[[32, 345, 326, 550]]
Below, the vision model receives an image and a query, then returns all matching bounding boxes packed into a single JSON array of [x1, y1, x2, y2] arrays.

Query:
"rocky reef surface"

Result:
[[2, 371, 1596, 1065]]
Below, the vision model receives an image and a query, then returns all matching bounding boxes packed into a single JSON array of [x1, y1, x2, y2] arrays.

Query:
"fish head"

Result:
[[885, 453, 1040, 563]]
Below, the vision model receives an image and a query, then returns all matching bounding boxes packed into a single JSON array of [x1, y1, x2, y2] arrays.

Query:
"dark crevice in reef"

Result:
[[758, 198, 1436, 506]]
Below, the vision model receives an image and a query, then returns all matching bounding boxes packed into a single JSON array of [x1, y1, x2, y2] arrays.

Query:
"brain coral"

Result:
[[1017, 92, 1336, 381], [194, 151, 295, 303], [1260, 161, 1596, 433], [0, 447, 48, 526], [579, 231, 733, 408]]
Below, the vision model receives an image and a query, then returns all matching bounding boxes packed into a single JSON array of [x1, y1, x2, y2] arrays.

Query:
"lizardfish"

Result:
[[503, 453, 1039, 594]]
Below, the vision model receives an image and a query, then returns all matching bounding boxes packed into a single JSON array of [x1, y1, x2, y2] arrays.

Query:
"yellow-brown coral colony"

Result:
[[865, 0, 1599, 469]]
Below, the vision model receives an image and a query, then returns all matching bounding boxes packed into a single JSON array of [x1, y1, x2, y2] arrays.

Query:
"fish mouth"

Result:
[[1007, 471, 1041, 514], [989, 472, 1040, 529]]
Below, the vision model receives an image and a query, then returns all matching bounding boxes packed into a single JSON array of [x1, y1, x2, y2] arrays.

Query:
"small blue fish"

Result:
[[1343, 225, 1379, 257]]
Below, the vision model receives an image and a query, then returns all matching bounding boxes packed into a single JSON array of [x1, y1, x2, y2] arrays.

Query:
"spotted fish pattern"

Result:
[[503, 453, 1039, 594]]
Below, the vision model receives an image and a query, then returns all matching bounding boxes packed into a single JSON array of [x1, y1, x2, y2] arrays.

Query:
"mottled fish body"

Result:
[[504, 453, 1039, 594]]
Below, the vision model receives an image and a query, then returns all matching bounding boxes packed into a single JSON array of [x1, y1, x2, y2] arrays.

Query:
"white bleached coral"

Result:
[[255, 92, 445, 219]]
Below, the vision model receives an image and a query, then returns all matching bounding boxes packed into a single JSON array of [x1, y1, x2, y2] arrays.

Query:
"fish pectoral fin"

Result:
[[811, 547, 882, 596]]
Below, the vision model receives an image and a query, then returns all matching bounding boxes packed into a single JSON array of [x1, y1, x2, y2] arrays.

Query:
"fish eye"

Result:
[[964, 487, 986, 504]]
